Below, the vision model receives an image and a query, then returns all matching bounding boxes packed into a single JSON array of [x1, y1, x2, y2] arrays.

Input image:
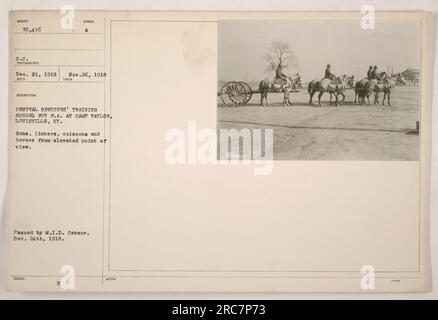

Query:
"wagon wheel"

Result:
[[220, 81, 251, 107], [239, 81, 253, 104]]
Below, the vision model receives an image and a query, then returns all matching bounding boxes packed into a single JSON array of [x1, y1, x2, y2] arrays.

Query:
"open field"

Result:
[[217, 85, 420, 160]]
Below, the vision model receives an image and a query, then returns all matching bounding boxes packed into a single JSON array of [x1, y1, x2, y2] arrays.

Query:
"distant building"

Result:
[[400, 67, 420, 85]]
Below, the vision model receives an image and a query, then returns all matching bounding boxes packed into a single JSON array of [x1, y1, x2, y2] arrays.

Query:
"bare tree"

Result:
[[264, 41, 298, 73]]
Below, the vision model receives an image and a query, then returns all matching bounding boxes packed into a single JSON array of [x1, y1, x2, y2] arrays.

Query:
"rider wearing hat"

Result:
[[324, 64, 336, 81], [275, 63, 288, 84], [371, 65, 382, 81], [367, 65, 373, 80]]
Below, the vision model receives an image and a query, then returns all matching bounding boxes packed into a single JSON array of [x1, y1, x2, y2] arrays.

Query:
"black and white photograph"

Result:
[[218, 20, 421, 160]]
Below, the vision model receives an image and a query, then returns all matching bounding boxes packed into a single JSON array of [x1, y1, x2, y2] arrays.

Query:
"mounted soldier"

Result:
[[367, 65, 373, 80], [371, 65, 382, 82], [275, 62, 288, 86], [324, 64, 336, 81]]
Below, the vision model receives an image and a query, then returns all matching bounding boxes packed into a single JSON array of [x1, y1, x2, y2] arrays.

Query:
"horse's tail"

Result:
[[307, 81, 312, 94], [355, 81, 361, 92], [355, 81, 360, 90], [259, 79, 267, 92]]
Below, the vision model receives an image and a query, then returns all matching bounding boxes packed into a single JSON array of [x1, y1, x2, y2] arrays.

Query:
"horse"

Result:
[[329, 74, 355, 104], [355, 72, 393, 105], [393, 73, 406, 86], [341, 74, 356, 89], [259, 73, 303, 107], [308, 76, 346, 106], [362, 72, 394, 106], [374, 77, 395, 106], [354, 78, 369, 104]]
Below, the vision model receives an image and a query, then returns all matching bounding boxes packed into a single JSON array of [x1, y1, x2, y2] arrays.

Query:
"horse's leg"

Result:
[[366, 92, 371, 106], [286, 91, 291, 106], [334, 92, 339, 107], [318, 91, 324, 107], [382, 92, 386, 106], [387, 91, 391, 106], [309, 90, 315, 104], [287, 89, 292, 106], [329, 93, 333, 105], [262, 91, 268, 106], [356, 90, 362, 104], [282, 90, 288, 106], [260, 91, 264, 106], [339, 92, 345, 104]]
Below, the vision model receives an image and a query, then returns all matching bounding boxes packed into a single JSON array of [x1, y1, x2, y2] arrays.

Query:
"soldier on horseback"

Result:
[[371, 65, 382, 81], [275, 62, 288, 85], [324, 64, 336, 81], [367, 65, 373, 80]]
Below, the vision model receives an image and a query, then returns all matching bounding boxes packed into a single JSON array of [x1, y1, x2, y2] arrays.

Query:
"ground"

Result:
[[217, 85, 419, 160]]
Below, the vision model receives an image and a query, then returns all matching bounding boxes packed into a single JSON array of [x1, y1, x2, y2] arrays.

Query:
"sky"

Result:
[[218, 20, 420, 82]]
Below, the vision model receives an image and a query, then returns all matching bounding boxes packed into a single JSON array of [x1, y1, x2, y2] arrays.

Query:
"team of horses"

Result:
[[308, 75, 355, 106], [354, 72, 400, 106], [257, 72, 405, 107]]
